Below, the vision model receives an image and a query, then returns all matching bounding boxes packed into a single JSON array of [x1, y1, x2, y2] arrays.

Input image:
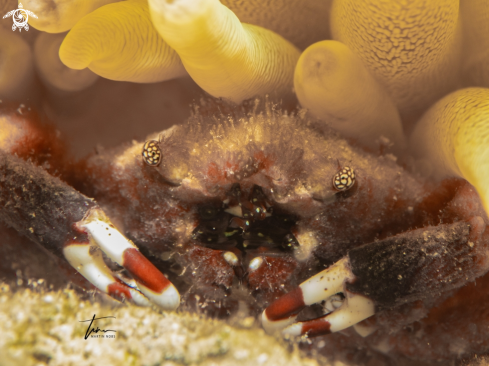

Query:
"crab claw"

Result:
[[68, 208, 180, 310], [281, 290, 374, 337], [262, 257, 374, 336], [0, 152, 180, 311], [263, 217, 489, 337], [63, 240, 153, 308]]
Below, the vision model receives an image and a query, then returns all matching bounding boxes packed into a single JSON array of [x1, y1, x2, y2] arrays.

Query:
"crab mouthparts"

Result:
[[191, 184, 300, 253]]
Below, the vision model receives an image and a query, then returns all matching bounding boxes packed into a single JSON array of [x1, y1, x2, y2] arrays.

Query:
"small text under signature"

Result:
[[79, 314, 117, 340]]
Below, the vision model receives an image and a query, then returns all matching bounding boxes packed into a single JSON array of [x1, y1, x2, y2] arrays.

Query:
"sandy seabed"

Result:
[[0, 283, 327, 366]]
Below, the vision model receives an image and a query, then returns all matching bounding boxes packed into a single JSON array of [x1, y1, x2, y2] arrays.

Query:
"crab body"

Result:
[[1, 101, 489, 364]]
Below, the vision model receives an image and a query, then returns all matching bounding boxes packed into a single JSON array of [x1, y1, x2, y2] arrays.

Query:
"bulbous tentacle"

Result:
[[461, 0, 489, 87], [59, 0, 186, 83], [21, 0, 119, 33], [35, 32, 99, 92], [410, 88, 489, 216], [221, 0, 333, 50], [331, 0, 462, 126], [0, 28, 35, 101], [148, 0, 300, 104], [294, 40, 406, 153]]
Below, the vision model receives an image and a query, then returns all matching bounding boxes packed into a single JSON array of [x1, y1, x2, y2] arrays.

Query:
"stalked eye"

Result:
[[333, 166, 356, 191], [142, 140, 162, 167]]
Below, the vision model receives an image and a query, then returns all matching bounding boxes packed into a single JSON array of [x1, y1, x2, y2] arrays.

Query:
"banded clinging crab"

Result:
[[4, 0, 489, 364], [2, 96, 489, 364]]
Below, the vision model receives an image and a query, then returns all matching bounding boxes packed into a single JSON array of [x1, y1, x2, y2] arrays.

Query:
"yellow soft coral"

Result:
[[331, 0, 462, 125], [294, 40, 405, 153], [59, 0, 186, 83], [411, 88, 489, 215], [148, 0, 300, 104]]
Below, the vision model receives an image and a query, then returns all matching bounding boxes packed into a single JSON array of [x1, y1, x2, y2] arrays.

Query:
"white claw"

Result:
[[262, 256, 374, 337], [322, 292, 375, 333], [280, 321, 303, 337], [300, 257, 354, 305], [63, 244, 151, 307], [137, 282, 180, 311], [323, 293, 344, 314], [63, 244, 113, 291], [75, 208, 180, 311], [353, 322, 378, 338], [283, 291, 375, 336], [79, 215, 136, 266], [261, 312, 298, 335]]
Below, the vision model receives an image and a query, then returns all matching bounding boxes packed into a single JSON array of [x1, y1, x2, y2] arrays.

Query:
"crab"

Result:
[[1, 97, 489, 365], [3, 0, 489, 364]]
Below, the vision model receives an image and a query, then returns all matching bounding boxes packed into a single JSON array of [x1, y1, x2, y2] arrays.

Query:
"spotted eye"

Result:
[[333, 166, 355, 191], [142, 140, 162, 166]]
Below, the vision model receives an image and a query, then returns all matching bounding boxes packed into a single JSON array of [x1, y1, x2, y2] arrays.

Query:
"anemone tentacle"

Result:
[[21, 0, 120, 33], [221, 0, 332, 50], [35, 33, 99, 92], [148, 0, 300, 104], [461, 0, 489, 88], [59, 0, 186, 83], [294, 40, 406, 153], [411, 88, 489, 216], [0, 28, 35, 100], [331, 0, 462, 126]]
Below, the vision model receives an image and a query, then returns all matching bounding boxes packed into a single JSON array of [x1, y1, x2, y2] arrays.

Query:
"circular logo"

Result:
[[12, 9, 28, 29], [3, 4, 37, 32]]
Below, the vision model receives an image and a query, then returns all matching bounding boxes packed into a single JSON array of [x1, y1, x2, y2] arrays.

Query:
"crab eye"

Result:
[[333, 166, 355, 191], [142, 140, 162, 166]]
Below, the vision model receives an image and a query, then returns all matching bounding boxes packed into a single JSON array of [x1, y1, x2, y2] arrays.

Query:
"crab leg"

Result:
[[0, 152, 179, 310], [76, 208, 180, 310], [261, 257, 357, 334], [262, 218, 488, 336], [282, 290, 374, 337], [63, 243, 151, 307]]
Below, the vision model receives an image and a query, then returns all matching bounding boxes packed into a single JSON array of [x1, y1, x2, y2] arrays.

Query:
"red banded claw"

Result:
[[261, 257, 375, 337], [0, 152, 179, 310], [67, 208, 180, 310], [262, 218, 484, 338]]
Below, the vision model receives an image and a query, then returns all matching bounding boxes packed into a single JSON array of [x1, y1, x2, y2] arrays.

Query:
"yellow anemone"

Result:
[[148, 0, 300, 104], [59, 0, 186, 83], [411, 88, 489, 215], [21, 0, 120, 33], [295, 40, 405, 153], [331, 0, 462, 125], [35, 32, 99, 92]]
